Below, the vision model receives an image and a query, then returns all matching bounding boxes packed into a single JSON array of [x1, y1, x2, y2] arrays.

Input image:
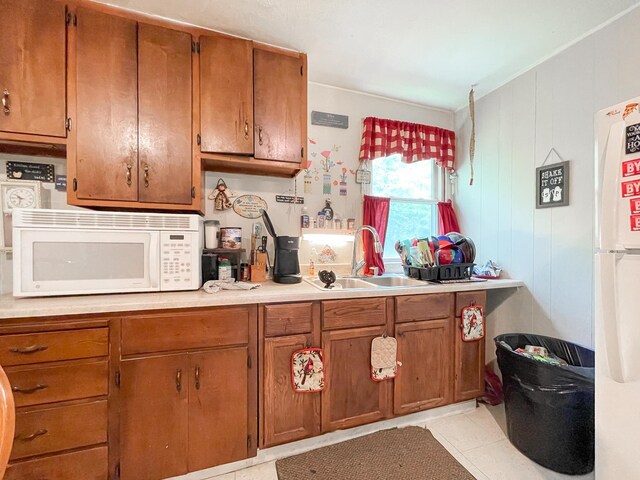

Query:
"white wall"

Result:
[[455, 7, 640, 354], [203, 83, 453, 273], [0, 83, 452, 294]]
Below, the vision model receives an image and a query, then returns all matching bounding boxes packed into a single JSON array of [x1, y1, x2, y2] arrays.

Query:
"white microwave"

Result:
[[12, 209, 202, 297]]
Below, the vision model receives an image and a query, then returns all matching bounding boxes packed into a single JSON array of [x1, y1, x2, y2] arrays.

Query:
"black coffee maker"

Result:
[[261, 209, 301, 284]]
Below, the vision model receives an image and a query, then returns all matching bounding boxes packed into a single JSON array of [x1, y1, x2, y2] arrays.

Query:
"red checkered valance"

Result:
[[359, 117, 456, 170]]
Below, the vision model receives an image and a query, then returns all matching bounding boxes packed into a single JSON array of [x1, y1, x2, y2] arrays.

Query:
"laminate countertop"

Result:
[[0, 278, 523, 319]]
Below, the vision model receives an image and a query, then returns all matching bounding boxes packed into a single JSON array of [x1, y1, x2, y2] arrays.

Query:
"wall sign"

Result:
[[311, 111, 349, 129], [626, 123, 640, 155], [55, 175, 67, 192], [275, 195, 304, 204], [6, 161, 54, 182], [536, 161, 569, 208], [232, 195, 268, 219]]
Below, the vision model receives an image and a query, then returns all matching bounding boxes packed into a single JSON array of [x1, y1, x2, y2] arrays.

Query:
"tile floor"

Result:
[[206, 404, 594, 480]]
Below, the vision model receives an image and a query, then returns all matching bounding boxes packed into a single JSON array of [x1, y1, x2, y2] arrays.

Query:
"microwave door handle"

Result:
[[149, 233, 160, 290]]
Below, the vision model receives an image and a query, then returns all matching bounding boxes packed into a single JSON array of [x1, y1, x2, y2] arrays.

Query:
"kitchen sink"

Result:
[[305, 275, 427, 291], [305, 277, 378, 290], [363, 275, 425, 287]]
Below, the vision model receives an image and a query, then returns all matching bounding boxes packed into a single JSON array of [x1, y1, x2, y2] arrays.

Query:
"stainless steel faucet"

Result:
[[350, 225, 383, 277]]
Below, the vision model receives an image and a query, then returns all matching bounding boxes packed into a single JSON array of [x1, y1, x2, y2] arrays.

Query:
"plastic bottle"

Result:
[[308, 259, 315, 276], [218, 258, 232, 281], [300, 207, 310, 228], [317, 212, 325, 228]]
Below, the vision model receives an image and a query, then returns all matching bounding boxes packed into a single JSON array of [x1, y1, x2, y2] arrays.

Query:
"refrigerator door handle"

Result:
[[599, 121, 625, 250], [599, 253, 626, 383]]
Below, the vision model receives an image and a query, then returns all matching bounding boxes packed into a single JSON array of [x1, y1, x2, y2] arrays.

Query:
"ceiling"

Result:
[[97, 0, 640, 111]]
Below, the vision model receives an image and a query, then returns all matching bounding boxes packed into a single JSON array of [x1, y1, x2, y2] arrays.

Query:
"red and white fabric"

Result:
[[359, 116, 456, 170]]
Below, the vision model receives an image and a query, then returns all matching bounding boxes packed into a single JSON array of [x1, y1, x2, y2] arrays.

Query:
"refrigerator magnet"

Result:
[[621, 179, 640, 198], [631, 215, 640, 232], [630, 198, 640, 215], [622, 158, 640, 178]]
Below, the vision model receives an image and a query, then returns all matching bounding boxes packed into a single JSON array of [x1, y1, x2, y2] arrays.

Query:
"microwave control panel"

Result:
[[160, 231, 199, 290]]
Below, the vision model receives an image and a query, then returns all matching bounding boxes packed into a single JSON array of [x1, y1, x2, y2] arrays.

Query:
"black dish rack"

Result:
[[403, 263, 474, 282]]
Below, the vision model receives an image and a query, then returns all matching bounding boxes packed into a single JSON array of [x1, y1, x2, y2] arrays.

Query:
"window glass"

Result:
[[370, 155, 438, 260]]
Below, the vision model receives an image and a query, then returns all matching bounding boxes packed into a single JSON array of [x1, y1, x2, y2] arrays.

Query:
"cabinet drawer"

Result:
[[455, 291, 487, 317], [0, 329, 108, 367], [5, 446, 108, 480], [264, 303, 313, 336], [6, 360, 109, 408], [11, 400, 108, 460], [121, 307, 251, 355], [322, 298, 386, 330], [395, 294, 453, 323]]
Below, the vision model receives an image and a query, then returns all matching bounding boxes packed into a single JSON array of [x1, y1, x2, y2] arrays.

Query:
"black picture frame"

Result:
[[536, 161, 570, 209]]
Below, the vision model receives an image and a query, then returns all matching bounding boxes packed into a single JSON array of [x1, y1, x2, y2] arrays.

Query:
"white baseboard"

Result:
[[169, 400, 476, 480]]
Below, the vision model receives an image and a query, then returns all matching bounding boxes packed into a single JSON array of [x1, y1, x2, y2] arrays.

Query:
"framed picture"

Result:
[[536, 161, 569, 209]]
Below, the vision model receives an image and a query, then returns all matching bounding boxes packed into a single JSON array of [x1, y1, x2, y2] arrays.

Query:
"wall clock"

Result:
[[0, 179, 42, 251]]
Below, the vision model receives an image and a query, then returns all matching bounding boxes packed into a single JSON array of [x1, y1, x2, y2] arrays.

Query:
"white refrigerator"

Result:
[[595, 97, 640, 478]]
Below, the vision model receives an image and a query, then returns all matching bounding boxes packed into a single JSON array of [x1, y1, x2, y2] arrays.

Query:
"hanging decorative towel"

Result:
[[460, 305, 485, 342], [370, 335, 398, 381], [291, 348, 325, 393]]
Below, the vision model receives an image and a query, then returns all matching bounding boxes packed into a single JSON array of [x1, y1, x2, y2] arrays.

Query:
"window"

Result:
[[370, 155, 441, 260]]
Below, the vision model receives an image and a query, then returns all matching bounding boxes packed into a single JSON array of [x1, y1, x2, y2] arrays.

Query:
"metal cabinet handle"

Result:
[[195, 366, 200, 390], [2, 89, 9, 114], [9, 345, 48, 354], [258, 127, 263, 146], [176, 368, 182, 392], [244, 121, 249, 139], [19, 429, 48, 441], [125, 163, 132, 186], [143, 163, 149, 188], [12, 383, 48, 394]]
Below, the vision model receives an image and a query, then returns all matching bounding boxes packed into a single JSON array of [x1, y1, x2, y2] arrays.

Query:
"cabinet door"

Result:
[[120, 355, 188, 480], [322, 326, 391, 432], [200, 35, 253, 154], [254, 49, 304, 163], [75, 8, 138, 202], [0, 0, 66, 137], [454, 291, 487, 402], [188, 347, 250, 471], [263, 334, 320, 447], [395, 319, 452, 415], [138, 24, 193, 205]]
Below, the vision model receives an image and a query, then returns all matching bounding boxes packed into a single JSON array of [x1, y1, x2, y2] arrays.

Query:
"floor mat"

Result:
[[275, 426, 475, 480]]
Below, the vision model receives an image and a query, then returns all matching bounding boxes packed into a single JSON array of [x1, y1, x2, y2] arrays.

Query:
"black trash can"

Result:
[[495, 333, 594, 475]]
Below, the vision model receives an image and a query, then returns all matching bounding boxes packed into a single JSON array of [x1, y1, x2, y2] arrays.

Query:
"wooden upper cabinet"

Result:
[[254, 48, 305, 163], [74, 8, 138, 202], [199, 35, 253, 155], [138, 24, 193, 205], [0, 0, 66, 137]]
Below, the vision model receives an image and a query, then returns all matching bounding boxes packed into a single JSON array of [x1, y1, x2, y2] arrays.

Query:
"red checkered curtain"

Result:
[[359, 117, 456, 170]]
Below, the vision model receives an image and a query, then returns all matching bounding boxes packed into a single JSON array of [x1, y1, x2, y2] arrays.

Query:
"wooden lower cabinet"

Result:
[[453, 291, 487, 402], [322, 326, 392, 432], [5, 446, 108, 480], [394, 319, 452, 415], [120, 354, 189, 480], [263, 334, 320, 447], [188, 347, 250, 471]]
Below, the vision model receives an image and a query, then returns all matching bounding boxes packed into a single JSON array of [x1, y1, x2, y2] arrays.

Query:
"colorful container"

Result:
[[220, 227, 242, 249]]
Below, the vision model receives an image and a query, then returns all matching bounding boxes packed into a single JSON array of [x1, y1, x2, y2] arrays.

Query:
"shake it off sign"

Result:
[[536, 161, 570, 209]]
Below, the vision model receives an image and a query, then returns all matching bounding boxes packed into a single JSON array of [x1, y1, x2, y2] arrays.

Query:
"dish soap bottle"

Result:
[[308, 258, 315, 276], [218, 258, 232, 281]]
